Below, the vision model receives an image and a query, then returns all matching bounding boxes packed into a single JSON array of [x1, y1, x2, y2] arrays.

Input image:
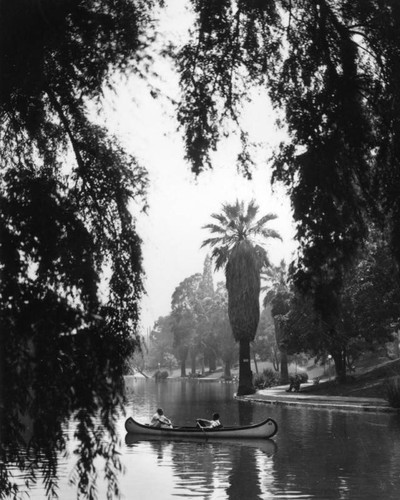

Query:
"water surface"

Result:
[[10, 378, 400, 499]]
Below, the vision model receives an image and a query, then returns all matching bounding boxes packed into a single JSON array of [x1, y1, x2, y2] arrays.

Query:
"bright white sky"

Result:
[[101, 1, 297, 331]]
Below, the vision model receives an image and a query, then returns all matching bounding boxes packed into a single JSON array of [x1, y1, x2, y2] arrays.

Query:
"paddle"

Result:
[[196, 419, 208, 440]]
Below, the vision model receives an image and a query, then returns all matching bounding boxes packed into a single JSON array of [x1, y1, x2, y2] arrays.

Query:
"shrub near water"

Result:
[[290, 372, 309, 384], [154, 370, 169, 380], [385, 376, 400, 408], [254, 368, 280, 389]]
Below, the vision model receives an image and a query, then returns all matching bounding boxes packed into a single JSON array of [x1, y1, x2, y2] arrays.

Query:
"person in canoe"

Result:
[[151, 408, 173, 428], [196, 413, 222, 429]]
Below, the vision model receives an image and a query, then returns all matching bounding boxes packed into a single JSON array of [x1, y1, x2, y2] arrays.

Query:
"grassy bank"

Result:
[[302, 358, 400, 399]]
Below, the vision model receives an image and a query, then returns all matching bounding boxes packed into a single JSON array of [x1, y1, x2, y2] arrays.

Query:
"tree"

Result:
[[283, 231, 400, 380], [195, 256, 218, 372], [0, 1, 158, 497], [148, 315, 175, 370], [202, 199, 281, 395], [263, 261, 291, 383], [210, 282, 237, 379], [176, 1, 400, 370], [254, 306, 280, 370], [171, 274, 202, 376]]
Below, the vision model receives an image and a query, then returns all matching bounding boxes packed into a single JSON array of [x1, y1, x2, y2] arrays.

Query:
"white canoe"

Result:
[[125, 417, 278, 439]]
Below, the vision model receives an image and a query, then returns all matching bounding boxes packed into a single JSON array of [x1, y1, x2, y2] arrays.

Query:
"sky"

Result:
[[100, 1, 297, 331]]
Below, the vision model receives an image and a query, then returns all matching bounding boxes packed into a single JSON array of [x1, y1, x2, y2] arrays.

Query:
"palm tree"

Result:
[[202, 200, 281, 395]]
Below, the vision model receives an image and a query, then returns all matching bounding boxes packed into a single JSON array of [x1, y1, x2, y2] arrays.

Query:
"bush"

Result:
[[289, 372, 308, 384], [298, 372, 308, 383], [385, 376, 400, 408], [154, 370, 169, 380], [253, 368, 280, 389]]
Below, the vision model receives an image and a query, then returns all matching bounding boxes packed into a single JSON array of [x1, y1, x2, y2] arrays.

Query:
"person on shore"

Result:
[[151, 408, 173, 428], [196, 413, 222, 429]]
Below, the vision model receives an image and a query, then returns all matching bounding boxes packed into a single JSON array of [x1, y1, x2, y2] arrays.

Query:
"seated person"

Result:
[[286, 375, 301, 393], [151, 408, 173, 428], [196, 413, 222, 429]]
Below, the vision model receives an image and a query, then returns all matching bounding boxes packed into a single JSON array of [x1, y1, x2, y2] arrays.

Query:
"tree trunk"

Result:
[[279, 348, 289, 385], [272, 345, 280, 372], [191, 352, 196, 375], [180, 359, 186, 377], [208, 351, 217, 371], [237, 339, 255, 396], [332, 349, 346, 383], [253, 353, 259, 374], [0, 333, 3, 446], [274, 317, 288, 384], [395, 331, 400, 358], [224, 359, 232, 379]]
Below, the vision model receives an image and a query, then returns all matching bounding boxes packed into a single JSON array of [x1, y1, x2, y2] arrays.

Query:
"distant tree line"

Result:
[[147, 256, 237, 379], [147, 228, 400, 387]]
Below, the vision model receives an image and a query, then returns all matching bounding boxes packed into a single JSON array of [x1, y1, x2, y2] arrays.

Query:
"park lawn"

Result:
[[301, 358, 400, 399]]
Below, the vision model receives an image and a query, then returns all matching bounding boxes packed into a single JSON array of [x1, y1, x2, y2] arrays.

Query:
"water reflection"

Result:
[[8, 379, 400, 499], [123, 379, 400, 500], [270, 409, 400, 500], [124, 434, 276, 499]]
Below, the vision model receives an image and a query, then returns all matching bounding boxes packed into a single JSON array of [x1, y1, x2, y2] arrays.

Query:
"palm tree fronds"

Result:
[[210, 212, 230, 226], [212, 246, 230, 270], [259, 228, 282, 241], [244, 199, 259, 223], [202, 223, 227, 235], [253, 214, 278, 231], [222, 200, 243, 221], [201, 237, 224, 248], [202, 224, 231, 234], [254, 244, 271, 269]]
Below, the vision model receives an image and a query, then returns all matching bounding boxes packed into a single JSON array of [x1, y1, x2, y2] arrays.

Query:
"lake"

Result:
[[10, 378, 400, 499]]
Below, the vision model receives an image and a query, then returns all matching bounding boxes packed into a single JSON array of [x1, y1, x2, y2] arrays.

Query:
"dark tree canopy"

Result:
[[177, 0, 400, 324], [0, 1, 161, 498], [282, 230, 400, 379], [4, 0, 400, 496]]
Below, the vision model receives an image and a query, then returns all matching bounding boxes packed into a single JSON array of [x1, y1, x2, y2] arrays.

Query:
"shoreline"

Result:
[[127, 374, 399, 412], [238, 384, 399, 413]]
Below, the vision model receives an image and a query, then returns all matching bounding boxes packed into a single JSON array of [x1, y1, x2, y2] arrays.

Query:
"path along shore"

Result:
[[131, 370, 399, 413], [239, 382, 399, 413]]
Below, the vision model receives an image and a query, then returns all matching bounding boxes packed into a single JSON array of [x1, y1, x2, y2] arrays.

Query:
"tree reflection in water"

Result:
[[268, 409, 400, 500], [1, 331, 133, 499], [124, 434, 276, 499]]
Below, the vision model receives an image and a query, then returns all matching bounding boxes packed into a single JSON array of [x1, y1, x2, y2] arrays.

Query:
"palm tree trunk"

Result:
[[237, 339, 255, 396]]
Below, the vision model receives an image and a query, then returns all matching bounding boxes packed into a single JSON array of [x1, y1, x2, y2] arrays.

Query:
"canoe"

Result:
[[124, 417, 278, 439]]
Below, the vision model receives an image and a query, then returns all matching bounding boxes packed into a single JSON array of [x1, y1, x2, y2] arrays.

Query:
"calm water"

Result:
[[10, 378, 400, 499]]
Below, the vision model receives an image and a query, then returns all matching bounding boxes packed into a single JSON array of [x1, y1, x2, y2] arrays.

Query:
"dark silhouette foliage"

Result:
[[0, 1, 159, 498], [177, 0, 400, 367]]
